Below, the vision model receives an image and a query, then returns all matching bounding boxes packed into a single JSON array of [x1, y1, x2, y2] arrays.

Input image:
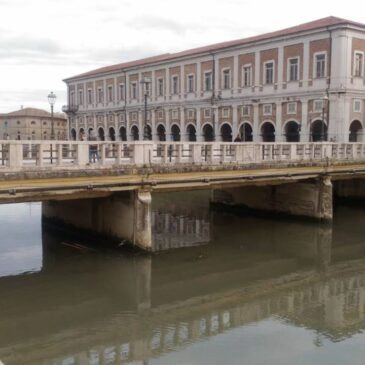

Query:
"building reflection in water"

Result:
[[1, 197, 365, 364]]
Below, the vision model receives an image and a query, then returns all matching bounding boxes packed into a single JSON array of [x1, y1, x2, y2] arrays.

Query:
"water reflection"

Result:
[[1, 197, 365, 365]]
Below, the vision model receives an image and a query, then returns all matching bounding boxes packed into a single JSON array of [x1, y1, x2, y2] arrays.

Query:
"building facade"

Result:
[[63, 17, 365, 143], [0, 107, 68, 140]]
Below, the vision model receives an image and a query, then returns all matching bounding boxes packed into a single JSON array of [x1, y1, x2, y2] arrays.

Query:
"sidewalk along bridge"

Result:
[[2, 140, 365, 251]]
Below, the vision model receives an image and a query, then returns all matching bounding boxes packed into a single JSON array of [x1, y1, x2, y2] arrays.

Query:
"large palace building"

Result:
[[63, 17, 365, 143]]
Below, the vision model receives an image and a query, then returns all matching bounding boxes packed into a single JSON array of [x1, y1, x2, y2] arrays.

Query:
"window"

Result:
[[187, 75, 195, 93], [31, 120, 36, 125], [109, 115, 113, 122], [188, 109, 195, 119], [132, 112, 137, 121], [287, 102, 297, 114], [223, 69, 231, 89], [354, 99, 362, 112], [222, 108, 230, 118], [78, 90, 83, 105], [243, 65, 252, 87], [314, 100, 323, 112], [131, 83, 137, 99], [70, 91, 75, 105], [242, 105, 250, 116], [16, 120, 20, 125], [158, 110, 164, 119], [119, 114, 124, 122], [289, 58, 299, 81], [172, 76, 179, 94], [158, 78, 164, 96], [172, 110, 178, 119], [87, 89, 92, 104], [204, 108, 211, 118], [264, 62, 274, 84], [119, 84, 125, 100], [263, 104, 272, 115], [315, 54, 326, 78], [204, 72, 212, 91], [97, 88, 103, 103], [355, 52, 364, 77], [108, 86, 113, 102]]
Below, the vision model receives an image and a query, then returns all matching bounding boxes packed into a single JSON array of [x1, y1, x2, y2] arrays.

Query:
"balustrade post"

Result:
[[76, 143, 89, 166], [176, 144, 182, 163], [8, 142, 23, 168], [56, 144, 63, 166], [133, 142, 153, 165], [192, 144, 202, 163], [37, 143, 44, 167], [290, 144, 298, 160], [116, 142, 122, 165], [100, 144, 106, 165]]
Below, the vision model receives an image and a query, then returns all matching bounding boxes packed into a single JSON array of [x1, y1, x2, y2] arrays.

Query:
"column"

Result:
[[277, 46, 284, 88], [151, 109, 157, 141], [275, 102, 283, 142], [253, 103, 260, 141], [180, 107, 186, 141], [232, 106, 238, 139], [138, 110, 143, 140], [301, 100, 309, 142], [213, 106, 220, 141], [196, 108, 202, 141], [180, 65, 185, 99], [197, 61, 201, 97], [303, 40, 310, 87], [255, 51, 261, 89], [151, 70, 156, 100], [166, 68, 170, 100], [165, 108, 171, 141], [233, 55, 239, 93]]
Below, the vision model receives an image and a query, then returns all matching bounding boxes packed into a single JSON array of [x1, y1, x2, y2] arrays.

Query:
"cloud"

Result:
[[126, 16, 187, 35]]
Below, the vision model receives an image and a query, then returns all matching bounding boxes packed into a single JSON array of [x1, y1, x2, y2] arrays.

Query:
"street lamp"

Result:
[[140, 77, 151, 140], [321, 94, 329, 142], [48, 91, 56, 163]]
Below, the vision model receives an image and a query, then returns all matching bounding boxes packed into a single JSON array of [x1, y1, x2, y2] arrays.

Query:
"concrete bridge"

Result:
[[2, 140, 365, 250]]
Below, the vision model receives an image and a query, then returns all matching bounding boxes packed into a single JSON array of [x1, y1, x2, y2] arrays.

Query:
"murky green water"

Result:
[[1, 193, 365, 365]]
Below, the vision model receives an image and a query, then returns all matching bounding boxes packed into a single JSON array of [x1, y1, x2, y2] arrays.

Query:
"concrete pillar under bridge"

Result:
[[42, 190, 153, 251], [211, 177, 333, 221]]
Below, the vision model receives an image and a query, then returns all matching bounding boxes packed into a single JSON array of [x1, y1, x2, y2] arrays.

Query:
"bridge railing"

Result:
[[1, 141, 365, 169]]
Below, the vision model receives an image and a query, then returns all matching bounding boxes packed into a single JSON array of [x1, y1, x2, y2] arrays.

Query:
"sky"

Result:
[[0, 0, 365, 113]]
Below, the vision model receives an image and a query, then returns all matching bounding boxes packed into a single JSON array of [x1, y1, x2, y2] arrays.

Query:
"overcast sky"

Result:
[[0, 0, 364, 113]]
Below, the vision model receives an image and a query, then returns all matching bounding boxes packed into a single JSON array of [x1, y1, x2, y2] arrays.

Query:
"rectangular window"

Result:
[[314, 100, 323, 112], [204, 72, 212, 91], [87, 89, 92, 104], [158, 110, 164, 119], [97, 88, 103, 103], [222, 108, 230, 118], [243, 65, 252, 87], [242, 105, 250, 116], [354, 99, 362, 112], [287, 102, 297, 114], [263, 104, 272, 115], [158, 78, 164, 96], [188, 109, 195, 119], [132, 112, 137, 121], [223, 69, 231, 89], [187, 75, 194, 92], [70, 91, 75, 105], [315, 54, 326, 78], [172, 76, 179, 94], [119, 84, 125, 100], [108, 86, 113, 102], [289, 58, 299, 81], [78, 90, 83, 105], [131, 83, 137, 99], [172, 110, 178, 119], [265, 62, 274, 84], [355, 52, 364, 77], [204, 108, 211, 118]]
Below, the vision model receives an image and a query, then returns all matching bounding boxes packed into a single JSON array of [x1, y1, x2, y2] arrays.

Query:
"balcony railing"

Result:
[[62, 105, 79, 113]]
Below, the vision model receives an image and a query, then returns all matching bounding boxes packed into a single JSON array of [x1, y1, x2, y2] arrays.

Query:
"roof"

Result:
[[65, 16, 365, 81], [4, 107, 66, 119]]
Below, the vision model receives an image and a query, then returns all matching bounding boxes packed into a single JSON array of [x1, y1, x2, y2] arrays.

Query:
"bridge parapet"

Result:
[[1, 141, 365, 170]]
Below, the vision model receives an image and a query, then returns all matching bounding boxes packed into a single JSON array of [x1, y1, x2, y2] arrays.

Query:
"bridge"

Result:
[[2, 140, 365, 250]]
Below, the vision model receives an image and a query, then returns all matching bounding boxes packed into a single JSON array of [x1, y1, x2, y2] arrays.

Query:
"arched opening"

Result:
[[119, 127, 127, 141], [144, 125, 152, 140], [261, 122, 275, 142], [70, 129, 76, 141], [171, 125, 181, 141], [239, 123, 253, 142], [79, 128, 85, 141], [109, 127, 116, 141], [311, 120, 327, 142], [349, 120, 363, 142], [285, 121, 300, 142], [203, 124, 214, 142], [131, 125, 139, 141], [98, 127, 105, 141], [221, 124, 232, 142], [186, 124, 196, 142], [157, 124, 166, 141]]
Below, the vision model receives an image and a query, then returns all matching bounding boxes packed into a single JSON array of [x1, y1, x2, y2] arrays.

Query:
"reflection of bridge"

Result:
[[2, 140, 365, 250], [1, 217, 365, 365]]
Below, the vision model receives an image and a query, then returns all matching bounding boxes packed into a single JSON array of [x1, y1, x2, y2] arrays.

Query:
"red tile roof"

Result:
[[65, 16, 365, 81]]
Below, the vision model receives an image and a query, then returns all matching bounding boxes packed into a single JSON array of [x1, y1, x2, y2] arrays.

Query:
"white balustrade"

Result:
[[0, 140, 365, 170]]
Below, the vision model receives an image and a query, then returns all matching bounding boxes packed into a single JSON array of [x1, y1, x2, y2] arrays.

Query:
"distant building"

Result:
[[0, 107, 68, 140]]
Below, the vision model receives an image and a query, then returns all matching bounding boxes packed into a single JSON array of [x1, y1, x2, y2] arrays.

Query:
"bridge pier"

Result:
[[42, 189, 153, 251], [211, 177, 333, 221]]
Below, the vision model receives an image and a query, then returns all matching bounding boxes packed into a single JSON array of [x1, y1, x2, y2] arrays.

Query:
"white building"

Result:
[[63, 16, 365, 143]]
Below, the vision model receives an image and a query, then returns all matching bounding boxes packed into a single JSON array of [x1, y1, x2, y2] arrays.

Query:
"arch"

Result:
[[109, 127, 116, 141], [131, 125, 139, 141], [349, 120, 363, 142], [261, 121, 275, 142], [220, 123, 232, 142], [70, 128, 77, 141], [238, 122, 253, 142], [98, 127, 105, 141], [311, 120, 327, 142], [157, 124, 166, 141], [119, 126, 127, 141], [284, 120, 300, 142], [144, 124, 152, 140], [79, 127, 85, 141], [202, 123, 214, 142], [186, 124, 196, 142], [171, 124, 181, 141], [88, 127, 94, 137]]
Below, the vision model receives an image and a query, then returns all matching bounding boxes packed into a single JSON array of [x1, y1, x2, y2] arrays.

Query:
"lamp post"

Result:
[[321, 94, 329, 142], [48, 91, 56, 163], [140, 77, 151, 140]]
